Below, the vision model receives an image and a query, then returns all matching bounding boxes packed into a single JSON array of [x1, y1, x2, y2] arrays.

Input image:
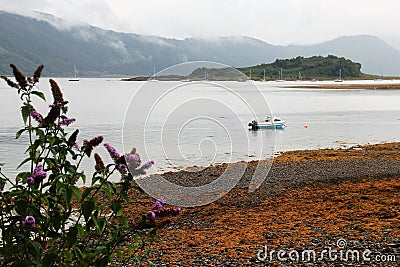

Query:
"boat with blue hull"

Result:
[[248, 116, 286, 130]]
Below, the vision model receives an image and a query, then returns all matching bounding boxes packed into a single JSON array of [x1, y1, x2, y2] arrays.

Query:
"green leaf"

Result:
[[96, 217, 107, 234], [31, 90, 46, 101], [51, 212, 62, 231], [66, 226, 78, 248], [16, 171, 31, 183], [21, 106, 29, 125], [43, 253, 57, 266], [111, 200, 123, 216], [34, 127, 45, 140], [82, 201, 94, 222], [119, 216, 128, 227], [76, 224, 84, 238], [81, 188, 92, 200], [62, 188, 72, 208], [74, 246, 84, 261], [71, 185, 81, 202], [17, 158, 31, 169], [15, 128, 26, 139], [15, 199, 28, 215]]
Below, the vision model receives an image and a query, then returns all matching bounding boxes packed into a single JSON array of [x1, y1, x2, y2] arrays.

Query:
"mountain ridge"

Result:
[[0, 11, 399, 77]]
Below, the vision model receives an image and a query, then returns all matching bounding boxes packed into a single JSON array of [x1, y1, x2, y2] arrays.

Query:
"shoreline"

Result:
[[284, 83, 400, 90], [124, 142, 400, 266]]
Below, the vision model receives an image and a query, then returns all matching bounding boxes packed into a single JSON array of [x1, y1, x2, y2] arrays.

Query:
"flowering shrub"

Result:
[[0, 65, 178, 266]]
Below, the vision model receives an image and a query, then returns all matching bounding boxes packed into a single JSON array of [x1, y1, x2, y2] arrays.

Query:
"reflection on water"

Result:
[[0, 78, 400, 185]]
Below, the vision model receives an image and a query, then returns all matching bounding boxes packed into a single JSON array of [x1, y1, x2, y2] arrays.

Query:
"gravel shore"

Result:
[[128, 143, 400, 266]]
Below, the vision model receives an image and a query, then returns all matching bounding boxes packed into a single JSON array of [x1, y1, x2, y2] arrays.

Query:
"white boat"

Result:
[[69, 64, 80, 82], [335, 69, 343, 82], [248, 116, 286, 130], [148, 67, 159, 82]]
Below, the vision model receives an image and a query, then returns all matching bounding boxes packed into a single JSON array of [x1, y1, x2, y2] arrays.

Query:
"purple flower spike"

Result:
[[146, 211, 156, 221], [58, 118, 76, 126], [125, 153, 141, 170], [143, 160, 155, 169], [22, 216, 35, 229], [116, 164, 127, 172], [26, 177, 35, 185], [152, 197, 166, 210], [32, 164, 47, 183], [125, 153, 140, 163], [29, 109, 43, 123], [104, 143, 120, 161]]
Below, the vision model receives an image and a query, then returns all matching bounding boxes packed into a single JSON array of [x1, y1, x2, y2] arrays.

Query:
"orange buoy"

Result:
[[304, 125, 308, 128]]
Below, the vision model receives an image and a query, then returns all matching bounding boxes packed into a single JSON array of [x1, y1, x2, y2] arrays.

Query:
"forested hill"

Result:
[[238, 55, 363, 80], [1, 11, 400, 77]]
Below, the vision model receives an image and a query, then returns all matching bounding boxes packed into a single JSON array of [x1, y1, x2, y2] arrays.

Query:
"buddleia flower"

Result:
[[10, 64, 27, 88], [49, 79, 67, 105], [32, 164, 47, 183], [94, 153, 105, 172], [152, 197, 166, 210], [29, 109, 43, 123], [22, 216, 35, 229], [146, 211, 156, 221], [68, 129, 79, 147], [153, 207, 182, 217], [1, 75, 19, 89], [26, 177, 35, 185], [33, 64, 44, 83], [58, 117, 76, 126], [116, 164, 127, 172], [125, 153, 141, 169], [40, 105, 61, 127], [104, 143, 120, 161], [83, 136, 104, 156]]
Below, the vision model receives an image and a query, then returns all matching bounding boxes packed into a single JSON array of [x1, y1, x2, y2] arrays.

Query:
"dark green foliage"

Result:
[[238, 55, 363, 80], [1, 12, 400, 77], [0, 65, 155, 266]]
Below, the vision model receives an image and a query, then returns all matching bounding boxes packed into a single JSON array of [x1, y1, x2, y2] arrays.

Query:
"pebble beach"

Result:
[[124, 142, 400, 266]]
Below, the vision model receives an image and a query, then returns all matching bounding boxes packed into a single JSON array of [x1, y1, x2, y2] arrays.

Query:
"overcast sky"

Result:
[[1, 0, 400, 49]]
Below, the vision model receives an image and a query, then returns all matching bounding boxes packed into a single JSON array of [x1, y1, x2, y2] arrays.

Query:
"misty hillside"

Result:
[[0, 11, 400, 77]]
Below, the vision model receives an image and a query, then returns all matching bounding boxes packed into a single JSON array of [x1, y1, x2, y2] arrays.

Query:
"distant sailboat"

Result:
[[335, 69, 343, 82], [296, 71, 302, 82], [203, 68, 209, 81], [260, 69, 266, 82], [69, 64, 80, 82], [276, 68, 285, 82], [148, 67, 159, 82]]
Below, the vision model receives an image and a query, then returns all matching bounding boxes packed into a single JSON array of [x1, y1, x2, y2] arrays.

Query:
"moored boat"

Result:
[[248, 116, 286, 130]]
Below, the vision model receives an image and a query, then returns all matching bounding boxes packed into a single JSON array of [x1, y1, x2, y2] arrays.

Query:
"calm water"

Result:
[[1, 78, 400, 184]]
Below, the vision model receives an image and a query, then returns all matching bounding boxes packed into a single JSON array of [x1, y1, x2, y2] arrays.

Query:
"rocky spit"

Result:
[[125, 143, 400, 266]]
